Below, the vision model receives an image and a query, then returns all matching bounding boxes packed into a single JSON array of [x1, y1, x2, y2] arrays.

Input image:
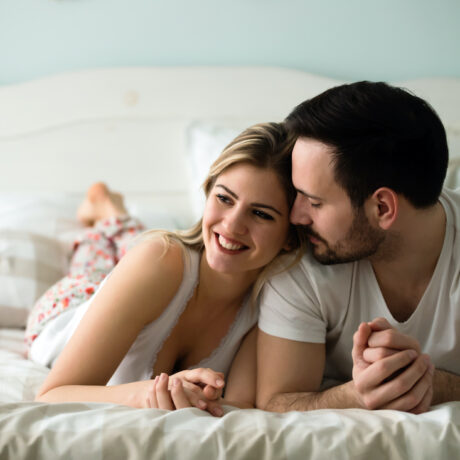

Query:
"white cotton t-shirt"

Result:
[[259, 188, 460, 389]]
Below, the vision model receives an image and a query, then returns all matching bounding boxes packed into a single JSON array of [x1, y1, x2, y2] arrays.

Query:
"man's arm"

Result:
[[257, 328, 361, 411], [257, 325, 431, 413], [432, 369, 460, 404]]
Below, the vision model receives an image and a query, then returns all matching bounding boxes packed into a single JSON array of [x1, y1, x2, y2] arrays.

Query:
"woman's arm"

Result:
[[35, 239, 184, 406]]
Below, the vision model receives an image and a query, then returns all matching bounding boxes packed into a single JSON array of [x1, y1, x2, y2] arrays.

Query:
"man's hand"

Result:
[[351, 318, 434, 413]]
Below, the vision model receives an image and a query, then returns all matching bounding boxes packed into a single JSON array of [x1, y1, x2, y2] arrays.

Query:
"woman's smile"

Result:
[[215, 232, 248, 253]]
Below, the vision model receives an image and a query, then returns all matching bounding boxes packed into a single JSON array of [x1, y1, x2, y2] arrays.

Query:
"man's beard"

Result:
[[305, 208, 385, 265]]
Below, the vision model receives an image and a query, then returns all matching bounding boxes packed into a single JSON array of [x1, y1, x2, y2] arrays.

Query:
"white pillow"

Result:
[[186, 122, 249, 221], [0, 231, 66, 328]]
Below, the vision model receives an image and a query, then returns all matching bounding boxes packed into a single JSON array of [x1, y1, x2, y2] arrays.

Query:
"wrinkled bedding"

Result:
[[0, 330, 459, 460]]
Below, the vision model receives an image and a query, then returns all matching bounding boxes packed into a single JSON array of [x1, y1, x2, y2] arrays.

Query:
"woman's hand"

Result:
[[145, 369, 225, 416]]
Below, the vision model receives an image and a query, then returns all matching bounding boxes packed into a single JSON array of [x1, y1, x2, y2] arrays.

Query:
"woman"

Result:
[[26, 122, 303, 415]]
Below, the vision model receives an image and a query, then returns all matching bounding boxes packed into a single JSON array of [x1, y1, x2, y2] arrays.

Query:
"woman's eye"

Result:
[[310, 202, 322, 209], [217, 194, 232, 204], [253, 209, 274, 221]]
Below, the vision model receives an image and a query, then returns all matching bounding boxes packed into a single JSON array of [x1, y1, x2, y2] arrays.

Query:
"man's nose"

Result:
[[290, 198, 312, 226]]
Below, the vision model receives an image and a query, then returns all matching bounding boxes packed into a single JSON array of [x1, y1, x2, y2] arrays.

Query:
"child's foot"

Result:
[[77, 182, 128, 226]]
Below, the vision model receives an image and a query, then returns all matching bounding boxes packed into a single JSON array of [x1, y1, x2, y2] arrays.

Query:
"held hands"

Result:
[[145, 368, 225, 417], [351, 317, 434, 413]]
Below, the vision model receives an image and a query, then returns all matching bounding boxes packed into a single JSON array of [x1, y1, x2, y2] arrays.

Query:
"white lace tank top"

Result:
[[29, 247, 258, 386]]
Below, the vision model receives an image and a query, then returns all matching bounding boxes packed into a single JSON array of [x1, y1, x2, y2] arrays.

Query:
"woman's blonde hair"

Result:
[[142, 122, 305, 304]]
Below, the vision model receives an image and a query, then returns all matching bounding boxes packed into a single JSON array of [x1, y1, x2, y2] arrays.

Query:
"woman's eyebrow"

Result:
[[215, 184, 282, 216]]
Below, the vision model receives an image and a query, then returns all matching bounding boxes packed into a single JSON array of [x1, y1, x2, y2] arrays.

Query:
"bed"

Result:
[[1, 67, 460, 459]]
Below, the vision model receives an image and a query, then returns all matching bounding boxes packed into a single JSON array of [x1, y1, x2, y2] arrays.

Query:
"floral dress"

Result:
[[25, 216, 145, 350]]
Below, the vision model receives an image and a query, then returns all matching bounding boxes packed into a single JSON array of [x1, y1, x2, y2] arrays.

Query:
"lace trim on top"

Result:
[[191, 293, 251, 371], [145, 247, 200, 379], [143, 247, 253, 378]]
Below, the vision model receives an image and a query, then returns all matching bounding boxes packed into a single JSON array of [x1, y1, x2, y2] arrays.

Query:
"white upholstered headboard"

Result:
[[1, 67, 459, 228]]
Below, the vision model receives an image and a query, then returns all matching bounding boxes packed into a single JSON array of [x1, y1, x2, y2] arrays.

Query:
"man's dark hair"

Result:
[[286, 81, 449, 208]]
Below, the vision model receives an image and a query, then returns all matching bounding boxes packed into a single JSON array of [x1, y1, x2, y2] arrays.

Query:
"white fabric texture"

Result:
[[29, 246, 258, 383], [0, 231, 66, 328], [1, 343, 459, 460], [259, 188, 460, 387]]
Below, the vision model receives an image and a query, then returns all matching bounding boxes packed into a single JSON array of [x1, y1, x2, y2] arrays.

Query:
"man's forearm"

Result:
[[432, 369, 460, 405], [264, 381, 359, 412]]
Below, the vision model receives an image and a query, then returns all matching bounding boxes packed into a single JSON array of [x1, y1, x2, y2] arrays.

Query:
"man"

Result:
[[257, 81, 460, 414]]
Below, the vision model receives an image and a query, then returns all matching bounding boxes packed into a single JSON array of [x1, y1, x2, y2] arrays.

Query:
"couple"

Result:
[[26, 81, 460, 415]]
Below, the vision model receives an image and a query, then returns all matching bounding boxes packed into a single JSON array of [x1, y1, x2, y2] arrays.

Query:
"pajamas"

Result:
[[25, 216, 145, 349]]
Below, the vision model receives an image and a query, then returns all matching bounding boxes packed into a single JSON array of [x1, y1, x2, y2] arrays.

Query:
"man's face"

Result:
[[290, 137, 384, 264]]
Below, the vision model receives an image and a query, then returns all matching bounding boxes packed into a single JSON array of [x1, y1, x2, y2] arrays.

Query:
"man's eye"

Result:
[[310, 202, 322, 208], [253, 209, 274, 220]]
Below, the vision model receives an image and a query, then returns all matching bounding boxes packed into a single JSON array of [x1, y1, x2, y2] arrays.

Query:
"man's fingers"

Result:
[[156, 373, 175, 410], [352, 322, 373, 367], [367, 317, 392, 331], [383, 362, 434, 413], [367, 329, 421, 353], [363, 346, 398, 363], [358, 353, 430, 409], [356, 349, 418, 392], [410, 365, 434, 414]]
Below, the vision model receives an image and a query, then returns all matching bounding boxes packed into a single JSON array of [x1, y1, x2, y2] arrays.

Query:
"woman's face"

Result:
[[202, 163, 291, 276]]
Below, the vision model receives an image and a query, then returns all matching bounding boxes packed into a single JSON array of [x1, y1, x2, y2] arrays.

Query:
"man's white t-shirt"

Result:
[[259, 188, 460, 389]]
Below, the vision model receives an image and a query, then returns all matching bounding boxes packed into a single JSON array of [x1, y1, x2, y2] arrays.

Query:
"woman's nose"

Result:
[[223, 208, 247, 235]]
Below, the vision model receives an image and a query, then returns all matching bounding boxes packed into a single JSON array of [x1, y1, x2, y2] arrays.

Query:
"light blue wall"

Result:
[[1, 0, 459, 85]]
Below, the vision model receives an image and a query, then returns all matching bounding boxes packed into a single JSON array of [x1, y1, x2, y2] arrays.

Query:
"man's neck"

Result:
[[370, 199, 446, 322]]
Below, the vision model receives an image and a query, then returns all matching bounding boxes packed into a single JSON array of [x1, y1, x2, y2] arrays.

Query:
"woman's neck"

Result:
[[195, 249, 260, 310]]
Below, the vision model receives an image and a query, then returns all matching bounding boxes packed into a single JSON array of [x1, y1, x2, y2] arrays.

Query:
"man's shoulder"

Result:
[[441, 187, 460, 238], [270, 249, 356, 290]]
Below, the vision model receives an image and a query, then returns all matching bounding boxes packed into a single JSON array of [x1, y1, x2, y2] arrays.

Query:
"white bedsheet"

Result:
[[0, 333, 459, 460]]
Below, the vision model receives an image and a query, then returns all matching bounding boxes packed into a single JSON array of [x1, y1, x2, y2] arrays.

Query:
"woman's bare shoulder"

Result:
[[104, 236, 186, 322]]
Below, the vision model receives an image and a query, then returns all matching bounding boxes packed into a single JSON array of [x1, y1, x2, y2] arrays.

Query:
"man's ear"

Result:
[[367, 187, 398, 230]]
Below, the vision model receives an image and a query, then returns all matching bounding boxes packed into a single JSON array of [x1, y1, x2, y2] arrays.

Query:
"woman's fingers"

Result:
[[148, 372, 225, 415], [176, 368, 225, 390], [202, 383, 224, 400], [155, 373, 174, 410], [169, 379, 193, 409], [175, 381, 223, 415], [147, 376, 159, 408]]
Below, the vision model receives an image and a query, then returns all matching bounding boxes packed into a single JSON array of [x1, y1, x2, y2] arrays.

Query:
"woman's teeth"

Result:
[[218, 234, 244, 251]]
